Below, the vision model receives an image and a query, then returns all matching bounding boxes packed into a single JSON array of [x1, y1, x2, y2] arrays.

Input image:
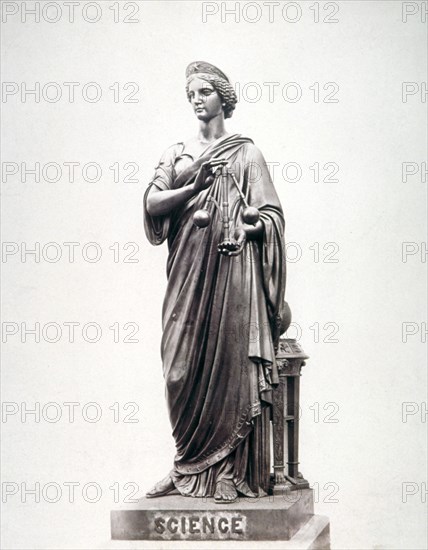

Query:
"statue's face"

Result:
[[187, 77, 223, 122]]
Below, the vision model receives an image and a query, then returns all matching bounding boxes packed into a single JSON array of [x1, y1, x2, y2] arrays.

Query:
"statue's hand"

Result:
[[193, 158, 227, 193], [226, 227, 246, 256], [241, 219, 264, 240]]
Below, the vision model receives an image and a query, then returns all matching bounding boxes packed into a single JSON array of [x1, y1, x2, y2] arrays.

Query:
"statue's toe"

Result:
[[214, 480, 238, 504]]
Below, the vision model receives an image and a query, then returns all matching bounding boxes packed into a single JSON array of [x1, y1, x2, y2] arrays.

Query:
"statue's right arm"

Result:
[[145, 184, 197, 217], [145, 142, 226, 217], [145, 143, 198, 217]]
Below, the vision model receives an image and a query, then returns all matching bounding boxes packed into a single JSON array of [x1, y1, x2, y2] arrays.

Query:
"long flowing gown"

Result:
[[143, 134, 286, 497]]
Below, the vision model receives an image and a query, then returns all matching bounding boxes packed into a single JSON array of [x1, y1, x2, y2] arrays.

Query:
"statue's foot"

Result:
[[146, 474, 175, 498], [236, 480, 257, 498], [214, 480, 238, 504]]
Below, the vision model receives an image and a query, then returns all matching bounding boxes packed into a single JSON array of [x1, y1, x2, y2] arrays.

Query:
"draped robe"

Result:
[[143, 134, 286, 496]]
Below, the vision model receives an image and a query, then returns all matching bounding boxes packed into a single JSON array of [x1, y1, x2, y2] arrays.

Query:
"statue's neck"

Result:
[[198, 116, 227, 144]]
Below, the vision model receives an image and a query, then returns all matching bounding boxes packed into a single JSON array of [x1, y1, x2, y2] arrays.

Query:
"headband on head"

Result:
[[185, 61, 230, 83]]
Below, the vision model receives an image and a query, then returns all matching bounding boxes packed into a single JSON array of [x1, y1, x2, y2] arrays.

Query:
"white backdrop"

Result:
[[1, 1, 427, 549]]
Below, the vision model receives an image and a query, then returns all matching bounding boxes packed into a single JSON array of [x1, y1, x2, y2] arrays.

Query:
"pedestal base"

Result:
[[111, 489, 329, 547]]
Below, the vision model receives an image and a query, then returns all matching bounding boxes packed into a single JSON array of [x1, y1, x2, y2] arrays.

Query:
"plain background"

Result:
[[1, 1, 427, 548]]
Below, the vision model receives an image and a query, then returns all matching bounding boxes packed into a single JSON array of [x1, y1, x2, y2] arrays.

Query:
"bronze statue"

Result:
[[143, 61, 288, 504]]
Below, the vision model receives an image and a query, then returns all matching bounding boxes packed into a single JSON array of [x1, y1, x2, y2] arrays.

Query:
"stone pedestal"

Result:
[[113, 339, 331, 546], [111, 489, 330, 547]]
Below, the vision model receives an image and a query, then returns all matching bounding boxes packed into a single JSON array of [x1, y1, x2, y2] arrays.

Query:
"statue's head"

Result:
[[185, 61, 238, 120]]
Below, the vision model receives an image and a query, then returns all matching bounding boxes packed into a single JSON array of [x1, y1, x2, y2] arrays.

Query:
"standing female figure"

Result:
[[144, 61, 287, 503]]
